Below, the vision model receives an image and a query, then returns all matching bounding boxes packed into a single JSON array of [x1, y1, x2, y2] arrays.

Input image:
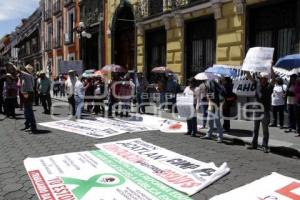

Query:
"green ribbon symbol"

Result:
[[62, 173, 126, 200]]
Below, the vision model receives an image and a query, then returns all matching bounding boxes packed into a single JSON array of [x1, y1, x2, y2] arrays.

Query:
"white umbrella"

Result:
[[194, 72, 219, 80]]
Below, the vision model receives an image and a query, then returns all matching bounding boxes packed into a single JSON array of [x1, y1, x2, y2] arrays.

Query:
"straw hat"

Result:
[[25, 64, 34, 74], [6, 73, 13, 78]]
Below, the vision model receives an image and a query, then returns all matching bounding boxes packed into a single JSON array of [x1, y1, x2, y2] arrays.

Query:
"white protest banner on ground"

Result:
[[91, 117, 154, 133], [39, 120, 127, 138], [117, 114, 187, 133], [95, 138, 230, 196], [233, 79, 256, 97], [159, 119, 187, 133], [242, 47, 274, 73], [24, 150, 191, 200], [210, 172, 300, 200], [176, 94, 195, 119]]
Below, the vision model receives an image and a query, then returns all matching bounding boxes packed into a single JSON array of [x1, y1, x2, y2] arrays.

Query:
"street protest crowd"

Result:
[[1, 49, 300, 154]]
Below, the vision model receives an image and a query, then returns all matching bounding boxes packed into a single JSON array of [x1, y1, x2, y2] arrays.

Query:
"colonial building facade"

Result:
[[42, 0, 80, 77], [104, 0, 300, 83], [79, 0, 105, 69], [0, 35, 12, 68], [15, 7, 43, 71]]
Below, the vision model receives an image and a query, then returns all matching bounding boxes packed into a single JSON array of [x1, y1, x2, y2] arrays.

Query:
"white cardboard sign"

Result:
[[242, 47, 274, 73]]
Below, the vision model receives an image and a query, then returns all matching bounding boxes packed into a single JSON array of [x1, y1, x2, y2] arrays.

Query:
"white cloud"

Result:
[[0, 0, 40, 21]]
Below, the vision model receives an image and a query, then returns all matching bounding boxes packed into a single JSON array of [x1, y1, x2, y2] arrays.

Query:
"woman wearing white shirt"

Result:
[[270, 77, 286, 129], [183, 78, 198, 137]]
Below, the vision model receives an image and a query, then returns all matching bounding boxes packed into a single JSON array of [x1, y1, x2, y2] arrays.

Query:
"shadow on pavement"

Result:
[[226, 129, 252, 137], [32, 130, 52, 134], [270, 146, 300, 159]]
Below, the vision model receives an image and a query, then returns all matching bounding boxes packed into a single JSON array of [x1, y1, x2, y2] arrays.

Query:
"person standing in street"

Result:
[[74, 77, 90, 119], [285, 74, 297, 133], [12, 64, 37, 133], [202, 79, 224, 143], [0, 69, 6, 114], [3, 73, 17, 118], [136, 73, 148, 114], [221, 77, 236, 133], [38, 72, 52, 114], [247, 72, 274, 153], [65, 70, 77, 116], [270, 77, 286, 129], [183, 78, 198, 137], [294, 76, 300, 137], [197, 80, 208, 129]]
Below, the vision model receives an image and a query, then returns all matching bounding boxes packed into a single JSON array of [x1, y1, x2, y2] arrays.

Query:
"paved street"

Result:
[[0, 100, 299, 200]]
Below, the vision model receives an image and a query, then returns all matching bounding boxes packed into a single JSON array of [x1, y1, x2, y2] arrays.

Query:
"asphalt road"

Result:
[[0, 101, 299, 200]]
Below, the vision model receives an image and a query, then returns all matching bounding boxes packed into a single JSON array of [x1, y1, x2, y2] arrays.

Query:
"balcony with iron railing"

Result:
[[45, 41, 52, 51], [44, 9, 52, 21], [64, 0, 74, 7], [54, 37, 62, 48], [136, 0, 210, 19], [64, 33, 73, 45], [53, 0, 62, 15]]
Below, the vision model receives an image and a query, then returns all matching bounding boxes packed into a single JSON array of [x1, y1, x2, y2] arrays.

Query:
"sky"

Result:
[[0, 0, 40, 38]]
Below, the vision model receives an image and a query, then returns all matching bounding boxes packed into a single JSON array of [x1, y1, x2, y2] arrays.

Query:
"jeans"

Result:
[[200, 103, 208, 128], [287, 104, 296, 130], [272, 105, 285, 127], [4, 98, 16, 117], [137, 92, 146, 113], [187, 117, 197, 135], [24, 103, 36, 130], [207, 110, 223, 139], [75, 96, 84, 119], [40, 93, 52, 113], [160, 92, 166, 109], [68, 95, 75, 116], [252, 111, 270, 148], [222, 102, 232, 131]]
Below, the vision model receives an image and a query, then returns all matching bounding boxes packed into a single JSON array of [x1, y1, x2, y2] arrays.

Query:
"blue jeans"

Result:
[[207, 110, 223, 139], [24, 103, 36, 130], [200, 103, 208, 128], [75, 96, 84, 119]]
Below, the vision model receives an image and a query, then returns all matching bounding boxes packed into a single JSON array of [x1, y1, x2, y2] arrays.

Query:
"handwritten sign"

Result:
[[242, 47, 274, 73]]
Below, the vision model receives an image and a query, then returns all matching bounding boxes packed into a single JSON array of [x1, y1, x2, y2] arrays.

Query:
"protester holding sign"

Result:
[[246, 72, 274, 153]]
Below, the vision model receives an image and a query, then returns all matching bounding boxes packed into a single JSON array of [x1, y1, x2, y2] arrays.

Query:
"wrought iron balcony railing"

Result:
[[44, 9, 52, 21], [148, 0, 163, 16], [53, 0, 62, 15], [64, 0, 74, 7]]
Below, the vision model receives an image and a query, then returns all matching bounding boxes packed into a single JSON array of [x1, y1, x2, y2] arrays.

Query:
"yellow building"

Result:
[[104, 0, 300, 83]]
